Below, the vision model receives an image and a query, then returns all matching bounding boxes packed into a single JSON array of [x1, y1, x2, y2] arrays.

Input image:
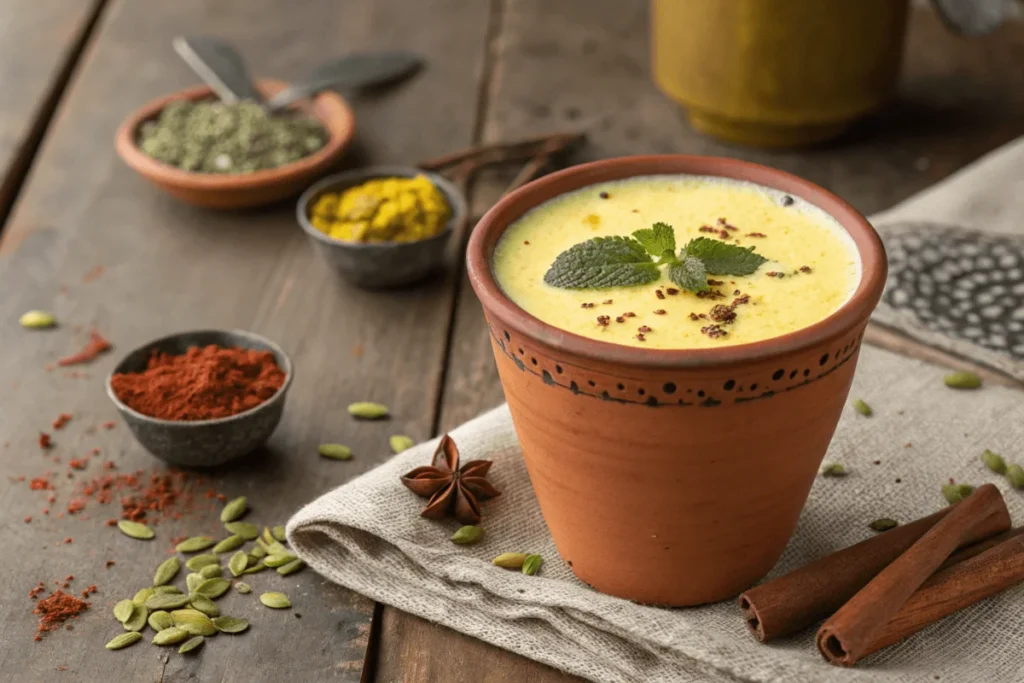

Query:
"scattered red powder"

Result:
[[24, 516, 31, 523], [66, 499, 86, 515], [33, 590, 89, 640], [105, 560, 115, 569], [102, 461, 115, 470], [51, 413, 72, 430], [82, 265, 104, 283], [29, 582, 46, 599], [30, 476, 54, 491], [109, 344, 285, 421], [68, 459, 88, 470], [42, 508, 49, 515], [102, 421, 116, 430], [80, 585, 97, 598], [63, 537, 72, 544], [90, 447, 100, 456], [57, 330, 111, 367], [38, 433, 52, 449]]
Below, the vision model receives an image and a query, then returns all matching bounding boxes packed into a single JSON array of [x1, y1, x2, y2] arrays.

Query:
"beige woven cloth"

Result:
[[288, 344, 1024, 683]]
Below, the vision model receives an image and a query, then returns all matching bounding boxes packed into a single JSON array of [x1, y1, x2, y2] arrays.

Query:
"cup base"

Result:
[[686, 108, 853, 148]]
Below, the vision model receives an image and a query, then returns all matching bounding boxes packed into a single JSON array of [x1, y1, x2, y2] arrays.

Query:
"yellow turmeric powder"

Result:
[[309, 175, 451, 243]]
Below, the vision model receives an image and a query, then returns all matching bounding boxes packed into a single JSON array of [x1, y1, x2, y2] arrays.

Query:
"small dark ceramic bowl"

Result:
[[105, 330, 293, 467], [296, 166, 466, 288]]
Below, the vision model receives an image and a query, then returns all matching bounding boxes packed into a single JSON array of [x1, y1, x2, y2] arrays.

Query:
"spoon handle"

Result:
[[173, 36, 264, 103]]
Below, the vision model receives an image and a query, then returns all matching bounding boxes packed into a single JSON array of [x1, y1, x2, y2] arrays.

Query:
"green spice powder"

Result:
[[137, 100, 327, 173]]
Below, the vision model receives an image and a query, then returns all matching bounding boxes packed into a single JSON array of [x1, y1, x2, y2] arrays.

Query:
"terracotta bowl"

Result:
[[466, 155, 887, 606], [114, 80, 355, 209]]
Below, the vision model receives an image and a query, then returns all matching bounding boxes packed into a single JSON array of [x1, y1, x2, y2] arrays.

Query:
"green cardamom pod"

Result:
[[276, 558, 305, 576], [112, 599, 135, 623], [152, 626, 190, 646], [852, 398, 873, 417], [451, 525, 485, 545], [122, 603, 148, 632], [944, 371, 982, 389], [228, 550, 249, 577], [224, 521, 259, 541], [259, 592, 291, 609], [235, 582, 252, 594], [153, 556, 180, 586], [981, 449, 1007, 474], [242, 560, 267, 575], [249, 545, 268, 560], [175, 536, 216, 553], [178, 635, 205, 654], [198, 564, 222, 579], [171, 609, 217, 636], [1006, 464, 1024, 489], [820, 463, 847, 477], [185, 573, 203, 594], [19, 310, 57, 329], [212, 534, 246, 554], [132, 588, 154, 606], [942, 483, 976, 505], [492, 553, 528, 569], [271, 525, 287, 542], [152, 585, 181, 595], [389, 435, 415, 454], [195, 577, 231, 599], [318, 443, 352, 460], [148, 610, 174, 631], [264, 552, 298, 568], [212, 615, 250, 633], [145, 593, 191, 611], [189, 592, 220, 617], [117, 520, 154, 540], [868, 518, 898, 532], [185, 554, 220, 571], [220, 496, 248, 523], [522, 554, 543, 576], [105, 631, 143, 650], [347, 401, 389, 419]]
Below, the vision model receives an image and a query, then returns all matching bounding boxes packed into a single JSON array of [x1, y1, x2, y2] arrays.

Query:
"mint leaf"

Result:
[[682, 237, 768, 276], [544, 236, 660, 289], [668, 256, 708, 292], [632, 222, 676, 259]]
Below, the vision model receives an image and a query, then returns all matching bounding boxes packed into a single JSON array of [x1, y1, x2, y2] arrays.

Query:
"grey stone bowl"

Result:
[[296, 166, 466, 288], [105, 329, 293, 467]]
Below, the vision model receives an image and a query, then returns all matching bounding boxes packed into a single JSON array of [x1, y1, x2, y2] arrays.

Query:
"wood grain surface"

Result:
[[0, 0, 489, 680], [0, 0, 106, 223]]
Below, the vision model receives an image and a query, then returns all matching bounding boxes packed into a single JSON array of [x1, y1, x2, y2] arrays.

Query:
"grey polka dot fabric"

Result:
[[882, 222, 1024, 360]]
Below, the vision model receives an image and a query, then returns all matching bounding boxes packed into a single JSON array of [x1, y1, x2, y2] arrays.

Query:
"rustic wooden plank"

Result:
[[0, 0, 106, 224], [374, 3, 1024, 682], [0, 0, 490, 680]]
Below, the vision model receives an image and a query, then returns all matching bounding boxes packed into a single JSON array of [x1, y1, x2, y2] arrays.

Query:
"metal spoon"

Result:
[[173, 36, 264, 103]]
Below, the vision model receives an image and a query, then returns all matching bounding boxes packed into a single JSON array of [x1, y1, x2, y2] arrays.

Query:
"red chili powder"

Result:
[[51, 413, 72, 430], [58, 330, 111, 367], [33, 590, 89, 640], [109, 345, 285, 421], [38, 433, 52, 449]]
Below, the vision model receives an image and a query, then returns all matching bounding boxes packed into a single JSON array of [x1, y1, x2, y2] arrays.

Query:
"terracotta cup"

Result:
[[466, 156, 887, 606]]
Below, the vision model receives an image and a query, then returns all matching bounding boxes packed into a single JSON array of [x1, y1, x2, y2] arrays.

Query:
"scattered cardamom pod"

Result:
[[1006, 464, 1024, 489], [122, 603, 148, 632], [117, 520, 154, 540], [153, 556, 181, 586], [148, 610, 174, 631], [492, 553, 528, 569], [229, 550, 249, 577], [152, 626, 190, 646], [235, 582, 252, 594], [981, 449, 1007, 474], [212, 534, 246, 554], [112, 599, 135, 623], [185, 574, 204, 594], [942, 483, 976, 505], [175, 536, 216, 553], [19, 310, 56, 329], [852, 398, 873, 417], [198, 564, 222, 579], [220, 496, 247, 523], [260, 592, 291, 609], [318, 443, 352, 460], [212, 616, 250, 633], [522, 554, 543, 576], [868, 518, 899, 532], [264, 553, 298, 568], [188, 592, 220, 618], [276, 558, 305, 576], [271, 525, 287, 542], [153, 585, 182, 595], [944, 371, 982, 390], [390, 435, 415, 454], [178, 635, 205, 654], [249, 545, 268, 560], [195, 578, 231, 599], [105, 631, 143, 650], [451, 525, 484, 545], [347, 401, 389, 419], [242, 560, 267, 575], [145, 593, 191, 611], [185, 554, 220, 572], [132, 588, 154, 606], [820, 463, 847, 478], [171, 609, 217, 636], [224, 521, 259, 541]]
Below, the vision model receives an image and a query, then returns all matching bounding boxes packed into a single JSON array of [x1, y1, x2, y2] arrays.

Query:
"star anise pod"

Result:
[[399, 434, 500, 524]]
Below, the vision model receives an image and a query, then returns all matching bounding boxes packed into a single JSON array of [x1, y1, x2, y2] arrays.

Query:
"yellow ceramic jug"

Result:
[[652, 0, 910, 147]]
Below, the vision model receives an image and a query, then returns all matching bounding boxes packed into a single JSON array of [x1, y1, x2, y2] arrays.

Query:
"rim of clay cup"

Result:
[[104, 329, 294, 427], [466, 155, 887, 369]]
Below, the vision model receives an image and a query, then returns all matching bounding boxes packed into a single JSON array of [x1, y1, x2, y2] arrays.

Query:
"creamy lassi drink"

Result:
[[493, 175, 860, 349]]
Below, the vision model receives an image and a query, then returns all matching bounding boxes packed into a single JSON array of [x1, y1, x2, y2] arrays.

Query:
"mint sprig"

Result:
[[543, 222, 769, 292]]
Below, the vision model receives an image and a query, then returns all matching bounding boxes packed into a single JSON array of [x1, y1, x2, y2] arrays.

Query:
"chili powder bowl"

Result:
[[105, 330, 293, 467], [466, 155, 887, 606]]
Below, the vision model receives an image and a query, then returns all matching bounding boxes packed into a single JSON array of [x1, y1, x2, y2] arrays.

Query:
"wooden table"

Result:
[[1, 2, 1021, 681]]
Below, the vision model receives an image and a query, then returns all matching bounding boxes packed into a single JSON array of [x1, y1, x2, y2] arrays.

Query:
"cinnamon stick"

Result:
[[816, 483, 1005, 666], [860, 530, 1024, 658], [738, 500, 1010, 642]]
